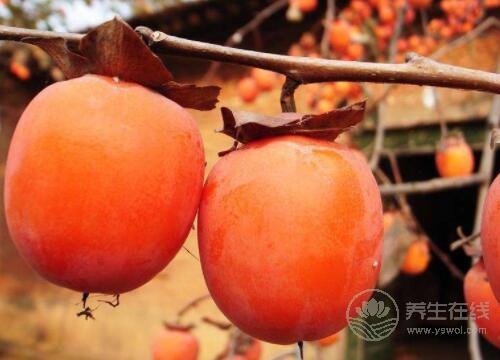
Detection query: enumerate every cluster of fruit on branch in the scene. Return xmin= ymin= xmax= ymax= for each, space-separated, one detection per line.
xmin=234 ymin=0 xmax=499 ymax=110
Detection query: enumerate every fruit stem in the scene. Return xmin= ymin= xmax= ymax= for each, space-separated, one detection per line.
xmin=297 ymin=341 xmax=304 ymax=359
xmin=281 ymin=77 xmax=300 ymax=112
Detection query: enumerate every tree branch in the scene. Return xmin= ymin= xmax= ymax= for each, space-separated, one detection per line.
xmin=0 ymin=24 xmax=499 ymax=92
xmin=320 ymin=0 xmax=335 ymax=58
xmin=203 ymin=0 xmax=289 ymax=80
xmin=369 ymin=2 xmax=407 ymax=170
xmin=380 ymin=173 xmax=487 ymax=195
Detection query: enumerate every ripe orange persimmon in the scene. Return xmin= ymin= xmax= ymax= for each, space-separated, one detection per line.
xmin=481 ymin=175 xmax=500 ymax=302
xmin=318 ymin=332 xmax=340 ymax=347
xmin=251 ymin=68 xmax=277 ymax=92
xmin=198 ymin=136 xmax=383 ymax=344
xmin=435 ymin=136 xmax=474 ymax=178
xmin=400 ymin=239 xmax=431 ymax=275
xmin=464 ymin=261 xmax=500 ymax=349
xmin=4 ymin=75 xmax=205 ymax=294
xmin=329 ymin=21 xmax=351 ymax=53
xmin=290 ymin=0 xmax=318 ymax=13
xmin=237 ymin=77 xmax=259 ymax=103
xmin=152 ymin=328 xmax=199 ymax=360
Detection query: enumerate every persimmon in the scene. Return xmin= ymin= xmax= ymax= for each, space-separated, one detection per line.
xmin=435 ymin=136 xmax=474 ymax=178
xmin=198 ymin=136 xmax=383 ymax=344
xmin=318 ymin=332 xmax=340 ymax=347
xmin=334 ymin=81 xmax=352 ymax=98
xmin=329 ymin=21 xmax=351 ymax=53
xmin=10 ymin=61 xmax=30 ymax=80
xmin=400 ymin=239 xmax=431 ymax=276
xmin=346 ymin=43 xmax=364 ymax=60
xmin=397 ymin=39 xmax=408 ymax=53
xmin=237 ymin=77 xmax=259 ymax=103
xmin=378 ymin=5 xmax=395 ymax=24
xmin=320 ymin=84 xmax=336 ymax=101
xmin=481 ymin=175 xmax=500 ymax=302
xmin=299 ymin=32 xmax=316 ymax=51
xmin=4 ymin=75 xmax=205 ymax=294
xmin=251 ymin=68 xmax=277 ymax=92
xmin=290 ymin=0 xmax=318 ymax=13
xmin=315 ymin=99 xmax=335 ymax=113
xmin=152 ymin=328 xmax=199 ymax=360
xmin=409 ymin=0 xmax=432 ymax=9
xmin=288 ymin=44 xmax=303 ymax=57
xmin=464 ymin=261 xmax=500 ymax=349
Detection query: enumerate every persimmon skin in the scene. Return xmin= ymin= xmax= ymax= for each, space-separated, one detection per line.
xmin=198 ymin=136 xmax=383 ymax=344
xmin=464 ymin=261 xmax=500 ymax=349
xmin=435 ymin=137 xmax=474 ymax=177
xmin=481 ymin=175 xmax=500 ymax=302
xmin=5 ymin=75 xmax=205 ymax=294
xmin=151 ymin=329 xmax=199 ymax=360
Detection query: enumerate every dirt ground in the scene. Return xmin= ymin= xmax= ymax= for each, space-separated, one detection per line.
xmin=0 ymin=81 xmax=346 ymax=360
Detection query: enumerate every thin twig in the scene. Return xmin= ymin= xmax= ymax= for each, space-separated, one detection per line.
xmin=380 ymin=173 xmax=487 ymax=195
xmin=203 ymin=0 xmax=288 ymax=80
xmin=369 ymin=2 xmax=407 ymax=170
xmin=320 ymin=0 xmax=335 ymax=58
xmin=177 ymin=294 xmax=211 ymax=318
xmin=450 ymin=227 xmax=480 ymax=251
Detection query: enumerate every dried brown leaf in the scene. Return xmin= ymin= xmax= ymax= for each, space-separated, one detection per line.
xmin=220 ymin=101 xmax=366 ymax=144
xmin=22 ymin=37 xmax=90 ymax=78
xmin=79 ymin=17 xmax=173 ymax=86
xmin=160 ymin=82 xmax=220 ymax=111
xmin=23 ymin=18 xmax=219 ymax=111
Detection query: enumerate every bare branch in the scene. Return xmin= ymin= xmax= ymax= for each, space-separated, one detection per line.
xmin=380 ymin=173 xmax=487 ymax=196
xmin=0 ymin=25 xmax=498 ymax=92
xmin=369 ymin=2 xmax=407 ymax=170
xmin=320 ymin=0 xmax=335 ymax=58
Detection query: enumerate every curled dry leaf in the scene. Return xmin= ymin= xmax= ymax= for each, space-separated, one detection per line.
xmin=22 ymin=18 xmax=219 ymax=111
xmin=219 ymin=101 xmax=366 ymax=146
xmin=378 ymin=212 xmax=416 ymax=288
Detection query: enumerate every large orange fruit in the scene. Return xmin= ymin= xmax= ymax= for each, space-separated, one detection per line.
xmin=464 ymin=261 xmax=500 ymax=349
xmin=151 ymin=328 xmax=199 ymax=360
xmin=481 ymin=175 xmax=500 ymax=301
xmin=198 ymin=135 xmax=383 ymax=344
xmin=4 ymin=75 xmax=205 ymax=294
